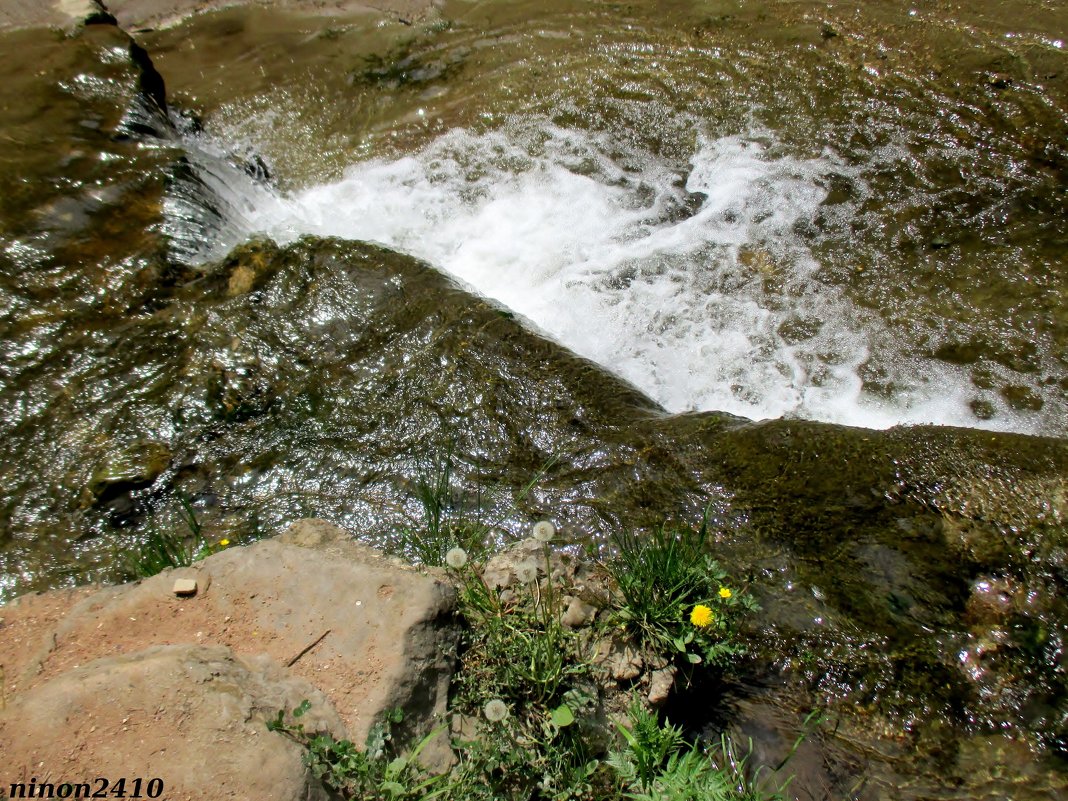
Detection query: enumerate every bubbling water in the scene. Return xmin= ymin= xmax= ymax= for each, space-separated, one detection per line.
xmin=183 ymin=121 xmax=1027 ymax=431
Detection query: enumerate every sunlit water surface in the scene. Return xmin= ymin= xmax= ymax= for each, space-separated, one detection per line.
xmin=160 ymin=0 xmax=1068 ymax=436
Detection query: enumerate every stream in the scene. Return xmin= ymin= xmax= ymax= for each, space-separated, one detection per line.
xmin=0 ymin=0 xmax=1066 ymax=797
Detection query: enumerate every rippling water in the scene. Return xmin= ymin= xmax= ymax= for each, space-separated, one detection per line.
xmin=159 ymin=0 xmax=1068 ymax=435
xmin=203 ymin=123 xmax=1019 ymax=430
xmin=1 ymin=3 xmax=1066 ymax=796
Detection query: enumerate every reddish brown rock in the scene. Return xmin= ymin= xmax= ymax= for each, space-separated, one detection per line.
xmin=0 ymin=519 xmax=460 ymax=793
xmin=0 ymin=644 xmax=342 ymax=801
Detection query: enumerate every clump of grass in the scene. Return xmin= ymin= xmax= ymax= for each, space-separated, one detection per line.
xmin=443 ymin=532 xmax=603 ymax=800
xmin=124 ymin=522 xmax=197 ymax=578
xmin=605 ymin=517 xmax=757 ymax=666
xmin=273 ymin=688 xmax=791 ymax=801
xmin=392 ymin=450 xmax=561 ymax=568
xmin=620 ymin=739 xmax=785 ymax=801
xmin=394 ymin=454 xmax=493 ymax=568
xmin=122 ymin=493 xmax=233 ymax=578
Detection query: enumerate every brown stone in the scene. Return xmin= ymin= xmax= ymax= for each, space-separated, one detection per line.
xmin=561 ymin=596 xmax=597 ymax=628
xmin=172 ymin=577 xmax=197 ymax=596
xmin=0 ymin=644 xmax=341 ymax=801
xmin=593 ymin=635 xmax=643 ymax=682
xmin=0 ymin=518 xmax=460 ymax=780
xmin=647 ymin=666 xmax=676 ymax=706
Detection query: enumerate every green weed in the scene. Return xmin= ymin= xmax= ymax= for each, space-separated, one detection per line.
xmin=606 ymin=698 xmax=685 ymax=790
xmin=621 ymin=743 xmax=779 ymax=801
xmin=123 ymin=523 xmax=197 ymax=579
xmin=444 ymin=533 xmax=604 ymax=800
xmin=608 ymin=702 xmax=788 ymax=801
xmin=122 ymin=493 xmax=232 ymax=578
xmin=268 ymin=703 xmax=446 ymax=800
xmin=605 ymin=517 xmax=757 ymax=666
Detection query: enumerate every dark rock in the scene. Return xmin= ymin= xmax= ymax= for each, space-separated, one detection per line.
xmin=87 ymin=439 xmax=172 ymax=505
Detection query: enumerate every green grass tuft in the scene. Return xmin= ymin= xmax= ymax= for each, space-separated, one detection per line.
xmin=605 ymin=517 xmax=757 ymax=666
xmin=122 ymin=493 xmax=232 ymax=579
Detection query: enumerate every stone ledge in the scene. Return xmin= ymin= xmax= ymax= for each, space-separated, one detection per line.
xmin=0 ymin=519 xmax=460 ymax=793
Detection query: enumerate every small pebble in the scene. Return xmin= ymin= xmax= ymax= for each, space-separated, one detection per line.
xmin=173 ymin=579 xmax=198 ymax=596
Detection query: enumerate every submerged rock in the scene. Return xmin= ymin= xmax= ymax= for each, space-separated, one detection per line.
xmin=87 ymin=439 xmax=172 ymax=503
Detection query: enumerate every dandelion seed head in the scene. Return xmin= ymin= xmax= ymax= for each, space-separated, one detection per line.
xmin=514 ymin=562 xmax=538 ymax=584
xmin=532 ymin=521 xmax=555 ymax=542
xmin=445 ymin=547 xmax=468 ymax=569
xmin=484 ymin=699 xmax=509 ymax=722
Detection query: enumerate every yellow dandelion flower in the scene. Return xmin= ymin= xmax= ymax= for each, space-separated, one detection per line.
xmin=690 ymin=604 xmax=714 ymax=628
xmin=218 ymin=539 xmax=230 ymax=547
xmin=718 ymin=587 xmax=732 ymax=599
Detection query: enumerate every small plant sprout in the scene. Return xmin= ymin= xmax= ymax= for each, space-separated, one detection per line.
xmin=532 ymin=520 xmax=555 ymax=542
xmin=483 ymin=699 xmax=509 ymax=722
xmin=445 ymin=546 xmax=469 ymax=569
xmin=690 ymin=604 xmax=714 ymax=628
xmin=267 ymin=703 xmax=446 ymax=799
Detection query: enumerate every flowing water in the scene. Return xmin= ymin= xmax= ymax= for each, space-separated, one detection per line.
xmin=160 ymin=0 xmax=1068 ymax=434
xmin=1 ymin=0 xmax=1067 ymax=797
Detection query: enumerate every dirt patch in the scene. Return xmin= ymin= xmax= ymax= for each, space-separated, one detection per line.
xmin=0 ymin=520 xmax=460 ymax=788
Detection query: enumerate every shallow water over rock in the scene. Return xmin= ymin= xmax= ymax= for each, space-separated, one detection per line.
xmin=0 ymin=1 xmax=1066 ymax=797
xmin=144 ymin=0 xmax=1068 ymax=433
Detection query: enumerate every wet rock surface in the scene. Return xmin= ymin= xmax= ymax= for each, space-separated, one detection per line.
xmin=2 ymin=234 xmax=1066 ymax=797
xmin=0 ymin=0 xmax=438 ymax=32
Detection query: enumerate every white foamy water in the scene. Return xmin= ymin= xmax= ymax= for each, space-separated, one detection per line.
xmin=190 ymin=123 xmax=1024 ymax=431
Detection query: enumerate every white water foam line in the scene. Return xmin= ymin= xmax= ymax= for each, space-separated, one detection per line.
xmin=204 ymin=124 xmax=1029 ymax=432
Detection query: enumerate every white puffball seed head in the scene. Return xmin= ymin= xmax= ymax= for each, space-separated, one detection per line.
xmin=484 ymin=699 xmax=509 ymax=722
xmin=532 ymin=521 xmax=555 ymax=542
xmin=515 ymin=562 xmax=538 ymax=584
xmin=445 ymin=547 xmax=468 ymax=569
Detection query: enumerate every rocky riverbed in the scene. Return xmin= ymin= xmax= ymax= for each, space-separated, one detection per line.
xmin=0 ymin=1 xmax=1066 ymax=798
